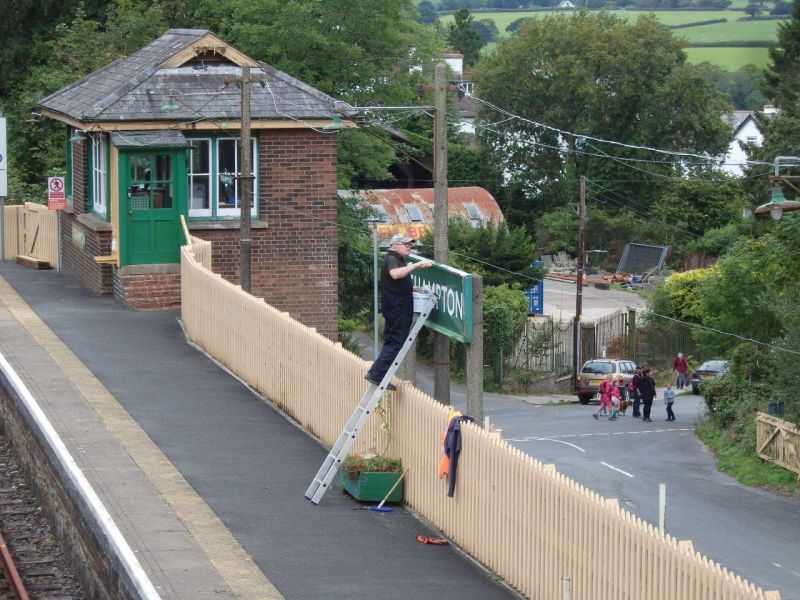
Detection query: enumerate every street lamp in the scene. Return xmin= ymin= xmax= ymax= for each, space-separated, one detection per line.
xmin=755 ymin=156 xmax=800 ymax=221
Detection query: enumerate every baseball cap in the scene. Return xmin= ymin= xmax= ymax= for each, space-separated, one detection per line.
xmin=389 ymin=233 xmax=415 ymax=246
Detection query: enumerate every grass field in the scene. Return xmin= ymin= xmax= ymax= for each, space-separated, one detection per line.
xmin=439 ymin=9 xmax=786 ymax=69
xmin=684 ymin=46 xmax=771 ymax=69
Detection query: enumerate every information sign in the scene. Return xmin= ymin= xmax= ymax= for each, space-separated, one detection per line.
xmin=408 ymin=254 xmax=473 ymax=343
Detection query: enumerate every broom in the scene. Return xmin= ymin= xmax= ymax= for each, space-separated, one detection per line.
xmin=369 ymin=468 xmax=409 ymax=512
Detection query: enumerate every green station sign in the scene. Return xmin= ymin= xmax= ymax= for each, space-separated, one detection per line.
xmin=408 ymin=254 xmax=473 ymax=343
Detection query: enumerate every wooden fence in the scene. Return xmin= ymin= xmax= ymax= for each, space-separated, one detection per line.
xmin=757 ymin=412 xmax=800 ymax=477
xmin=3 ymin=203 xmax=59 ymax=266
xmin=180 ymin=236 xmax=777 ymax=600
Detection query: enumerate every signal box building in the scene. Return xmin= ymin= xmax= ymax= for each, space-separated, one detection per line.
xmin=38 ymin=29 xmax=353 ymax=339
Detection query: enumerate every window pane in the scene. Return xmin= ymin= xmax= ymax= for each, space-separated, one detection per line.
xmin=405 ymin=204 xmax=423 ymax=223
xmin=218 ymin=139 xmax=237 ymax=209
xmin=188 ymin=140 xmax=211 ymax=213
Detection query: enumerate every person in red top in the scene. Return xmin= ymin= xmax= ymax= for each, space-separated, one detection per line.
xmin=592 ymin=375 xmax=619 ymax=420
xmin=673 ymin=352 xmax=689 ymax=389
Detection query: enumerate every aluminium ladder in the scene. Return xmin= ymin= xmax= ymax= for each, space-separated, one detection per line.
xmin=305 ymin=291 xmax=439 ymax=505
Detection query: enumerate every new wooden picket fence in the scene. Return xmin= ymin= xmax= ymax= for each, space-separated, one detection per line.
xmin=756 ymin=412 xmax=800 ymax=477
xmin=3 ymin=203 xmax=58 ymax=266
xmin=181 ymin=235 xmax=777 ymax=600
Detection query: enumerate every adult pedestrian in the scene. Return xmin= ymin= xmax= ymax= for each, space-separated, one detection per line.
xmin=639 ymin=368 xmax=657 ymax=422
xmin=629 ymin=367 xmax=643 ymax=418
xmin=673 ymin=352 xmax=688 ymax=389
xmin=365 ymin=234 xmax=432 ymax=390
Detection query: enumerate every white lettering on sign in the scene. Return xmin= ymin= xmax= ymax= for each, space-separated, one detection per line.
xmin=412 ymin=276 xmax=464 ymax=321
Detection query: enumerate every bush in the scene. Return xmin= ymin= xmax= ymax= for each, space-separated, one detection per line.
xmin=689 ymin=41 xmax=778 ymax=47
xmin=669 ymin=18 xmax=727 ymax=29
xmin=342 ymin=454 xmax=402 ymax=480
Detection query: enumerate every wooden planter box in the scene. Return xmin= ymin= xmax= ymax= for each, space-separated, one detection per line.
xmin=340 ymin=470 xmax=404 ymax=503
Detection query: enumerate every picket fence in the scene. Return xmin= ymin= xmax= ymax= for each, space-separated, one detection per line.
xmin=180 ymin=234 xmax=777 ymax=600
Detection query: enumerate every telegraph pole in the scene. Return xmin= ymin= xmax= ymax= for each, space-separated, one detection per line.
xmin=573 ymin=176 xmax=586 ymax=386
xmin=433 ymin=62 xmax=450 ymax=406
xmin=239 ymin=65 xmax=252 ymax=293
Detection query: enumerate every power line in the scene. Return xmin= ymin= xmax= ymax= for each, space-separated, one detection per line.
xmin=471 ymin=94 xmax=775 ymax=168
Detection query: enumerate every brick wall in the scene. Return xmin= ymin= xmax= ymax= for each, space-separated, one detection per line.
xmin=59 ymin=213 xmax=113 ymax=295
xmin=193 ymin=129 xmax=339 ymax=340
xmin=113 ymin=271 xmax=181 ymax=310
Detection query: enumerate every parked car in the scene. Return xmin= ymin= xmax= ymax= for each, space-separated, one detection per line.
xmin=691 ymin=360 xmax=730 ymax=395
xmin=576 ymin=358 xmax=637 ymax=404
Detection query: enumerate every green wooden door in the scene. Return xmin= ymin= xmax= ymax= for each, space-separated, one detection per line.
xmin=120 ymin=150 xmax=186 ymax=265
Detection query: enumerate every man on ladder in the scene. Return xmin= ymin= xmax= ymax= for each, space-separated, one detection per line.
xmin=306 ymin=234 xmax=434 ymax=504
xmin=364 ymin=233 xmax=432 ymax=390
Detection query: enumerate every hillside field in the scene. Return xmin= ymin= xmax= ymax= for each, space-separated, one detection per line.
xmin=439 ymin=9 xmax=787 ymax=69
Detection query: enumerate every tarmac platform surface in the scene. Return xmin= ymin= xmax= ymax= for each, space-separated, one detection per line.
xmin=0 ymin=262 xmax=515 ymax=600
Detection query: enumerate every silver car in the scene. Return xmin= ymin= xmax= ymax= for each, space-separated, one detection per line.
xmin=576 ymin=358 xmax=637 ymax=404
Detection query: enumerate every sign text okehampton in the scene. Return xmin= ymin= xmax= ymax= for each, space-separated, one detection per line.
xmin=408 ymin=254 xmax=473 ymax=343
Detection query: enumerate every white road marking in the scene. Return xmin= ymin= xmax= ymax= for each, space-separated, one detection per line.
xmin=773 ymin=563 xmax=800 ymax=579
xmin=600 ymin=462 xmax=635 ymax=478
xmin=505 ymin=428 xmax=692 ymax=442
xmin=510 ymin=437 xmax=586 ymax=453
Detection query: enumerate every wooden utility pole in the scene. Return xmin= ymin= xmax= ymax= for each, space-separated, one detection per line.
xmin=573 ymin=175 xmax=586 ymax=386
xmin=433 ymin=62 xmax=450 ymax=406
xmin=467 ymin=275 xmax=484 ymax=424
xmin=239 ymin=65 xmax=252 ymax=293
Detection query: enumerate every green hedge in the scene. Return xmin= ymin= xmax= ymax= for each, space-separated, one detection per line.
xmin=669 ymin=18 xmax=727 ymax=29
xmin=689 ymin=40 xmax=777 ymax=47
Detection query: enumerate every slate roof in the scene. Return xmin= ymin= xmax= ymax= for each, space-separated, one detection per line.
xmin=39 ymin=29 xmax=354 ymax=125
xmin=724 ymin=110 xmax=756 ymax=135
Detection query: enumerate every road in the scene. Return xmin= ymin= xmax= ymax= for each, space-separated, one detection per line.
xmin=542 ymin=277 xmax=646 ymax=322
xmin=421 ymin=379 xmax=800 ymax=600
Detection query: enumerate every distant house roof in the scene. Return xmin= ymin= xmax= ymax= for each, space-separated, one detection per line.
xmin=724 ymin=110 xmax=757 ymax=136
xmin=347 ymin=186 xmax=505 ymax=243
xmin=39 ymin=29 xmax=354 ymax=127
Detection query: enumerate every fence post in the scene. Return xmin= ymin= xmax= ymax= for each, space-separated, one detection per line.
xmin=628 ymin=308 xmax=636 ymax=362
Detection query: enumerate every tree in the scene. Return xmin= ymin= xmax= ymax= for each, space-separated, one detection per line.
xmin=705 ymin=63 xmax=766 ymax=110
xmin=194 ymin=0 xmax=443 ymax=185
xmin=472 ymin=12 xmax=731 ymax=217
xmin=744 ymin=2 xmax=763 ymax=17
xmin=472 ymin=19 xmax=499 ymax=44
xmin=447 ymin=8 xmax=485 ymax=67
xmin=763 ymin=0 xmax=800 ymax=109
xmin=416 ymin=0 xmax=437 ymax=24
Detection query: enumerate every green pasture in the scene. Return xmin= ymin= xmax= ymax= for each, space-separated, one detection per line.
xmin=684 ymin=46 xmax=771 ymax=69
xmin=439 ymin=9 xmax=786 ymax=70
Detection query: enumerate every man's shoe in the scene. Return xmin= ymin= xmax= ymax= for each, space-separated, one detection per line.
xmin=644 ymin=418 xmax=653 ymax=422
xmin=365 ymin=375 xmax=397 ymax=391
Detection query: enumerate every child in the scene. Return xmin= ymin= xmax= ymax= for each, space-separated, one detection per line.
xmin=664 ymin=383 xmax=676 ymax=422
xmin=593 ymin=375 xmax=615 ymax=420
xmin=609 ymin=392 xmax=621 ymax=420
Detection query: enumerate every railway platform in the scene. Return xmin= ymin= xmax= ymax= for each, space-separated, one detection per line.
xmin=0 ymin=262 xmax=513 ymax=600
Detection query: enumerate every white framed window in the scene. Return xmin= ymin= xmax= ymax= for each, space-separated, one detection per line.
xmin=188 ymin=139 xmax=212 ymax=217
xmin=464 ymin=203 xmax=482 ymax=227
xmin=745 ymin=136 xmax=759 ymax=145
xmin=405 ymin=204 xmax=423 ymax=223
xmin=92 ymin=133 xmax=107 ymax=217
xmin=216 ymin=137 xmax=257 ymax=217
